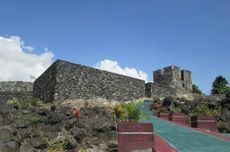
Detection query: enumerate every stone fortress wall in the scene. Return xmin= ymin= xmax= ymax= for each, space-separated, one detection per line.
xmin=33 ymin=59 xmax=145 ymax=102
xmin=0 ymin=61 xmax=194 ymax=103
xmin=146 ymin=65 xmax=193 ymax=98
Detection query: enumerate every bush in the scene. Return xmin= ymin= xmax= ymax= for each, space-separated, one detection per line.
xmin=29 ymin=98 xmax=40 ymax=106
xmin=125 ymin=102 xmax=141 ymax=121
xmin=192 ymin=84 xmax=202 ymax=94
xmin=6 ymin=97 xmax=18 ymax=106
xmin=113 ymin=103 xmax=126 ymax=120
xmin=192 ymin=104 xmax=220 ymax=117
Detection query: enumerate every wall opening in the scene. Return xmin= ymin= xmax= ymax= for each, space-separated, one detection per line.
xmin=181 ymin=71 xmax=184 ymax=81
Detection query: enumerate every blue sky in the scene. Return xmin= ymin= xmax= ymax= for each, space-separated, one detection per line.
xmin=0 ymin=0 xmax=229 ymax=94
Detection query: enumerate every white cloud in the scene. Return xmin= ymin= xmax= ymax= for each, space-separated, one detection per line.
xmin=0 ymin=36 xmax=54 ymax=81
xmin=94 ymin=59 xmax=148 ymax=82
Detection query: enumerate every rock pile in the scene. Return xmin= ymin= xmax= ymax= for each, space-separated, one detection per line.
xmin=0 ymin=102 xmax=117 ymax=152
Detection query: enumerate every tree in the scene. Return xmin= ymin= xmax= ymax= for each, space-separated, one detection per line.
xmin=192 ymin=84 xmax=202 ymax=94
xmin=211 ymin=75 xmax=230 ymax=94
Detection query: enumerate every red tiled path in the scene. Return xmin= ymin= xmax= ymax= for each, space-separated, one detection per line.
xmin=154 ymin=133 xmax=177 ymax=152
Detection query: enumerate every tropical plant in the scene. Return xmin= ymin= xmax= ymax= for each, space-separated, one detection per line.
xmin=113 ymin=100 xmax=146 ymax=122
xmin=125 ymin=102 xmax=141 ymax=122
xmin=192 ymin=84 xmax=202 ymax=94
xmin=113 ymin=103 xmax=126 ymax=120
xmin=211 ymin=75 xmax=230 ymax=94
xmin=47 ymin=139 xmax=67 ymax=152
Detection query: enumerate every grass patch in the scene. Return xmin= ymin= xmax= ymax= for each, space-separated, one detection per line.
xmin=25 ymin=115 xmax=42 ymax=124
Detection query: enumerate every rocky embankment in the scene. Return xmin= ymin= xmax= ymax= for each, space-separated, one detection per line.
xmin=0 ymin=102 xmax=117 ymax=152
xmin=155 ymin=92 xmax=230 ymax=132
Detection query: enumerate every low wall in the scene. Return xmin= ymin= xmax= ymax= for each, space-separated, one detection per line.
xmin=0 ymin=81 xmax=33 ymax=103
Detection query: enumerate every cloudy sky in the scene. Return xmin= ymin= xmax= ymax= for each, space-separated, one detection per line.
xmin=0 ymin=0 xmax=230 ymax=94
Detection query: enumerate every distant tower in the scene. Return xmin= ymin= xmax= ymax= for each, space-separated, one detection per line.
xmin=147 ymin=65 xmax=192 ymax=97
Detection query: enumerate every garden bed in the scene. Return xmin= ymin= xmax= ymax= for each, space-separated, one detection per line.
xmin=191 ymin=116 xmax=217 ymax=132
xmin=118 ymin=122 xmax=155 ymax=152
xmin=171 ymin=112 xmax=188 ymax=125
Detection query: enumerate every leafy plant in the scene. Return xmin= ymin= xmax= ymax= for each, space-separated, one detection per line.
xmin=211 ymin=75 xmax=230 ymax=94
xmin=113 ymin=100 xmax=146 ymax=122
xmin=47 ymin=139 xmax=67 ymax=152
xmin=192 ymin=104 xmax=220 ymax=117
xmin=113 ymin=103 xmax=126 ymax=120
xmin=192 ymin=84 xmax=202 ymax=94
xmin=25 ymin=115 xmax=42 ymax=124
xmin=6 ymin=97 xmax=18 ymax=106
xmin=125 ymin=102 xmax=141 ymax=122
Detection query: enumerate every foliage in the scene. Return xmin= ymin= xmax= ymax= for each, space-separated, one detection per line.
xmin=152 ymin=96 xmax=161 ymax=103
xmin=29 ymin=98 xmax=41 ymax=106
xmin=211 ymin=75 xmax=230 ymax=94
xmin=192 ymin=84 xmax=202 ymax=94
xmin=19 ymin=98 xmax=41 ymax=109
xmin=25 ymin=115 xmax=42 ymax=124
xmin=113 ymin=100 xmax=146 ymax=122
xmin=79 ymin=148 xmax=86 ymax=152
xmin=47 ymin=139 xmax=67 ymax=152
xmin=113 ymin=103 xmax=126 ymax=120
xmin=6 ymin=97 xmax=18 ymax=106
xmin=159 ymin=107 xmax=169 ymax=113
xmin=171 ymin=106 xmax=181 ymax=113
xmin=125 ymin=102 xmax=141 ymax=121
xmin=192 ymin=104 xmax=221 ymax=117
xmin=162 ymin=96 xmax=174 ymax=107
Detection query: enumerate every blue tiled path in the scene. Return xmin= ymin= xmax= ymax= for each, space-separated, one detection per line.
xmin=139 ymin=100 xmax=230 ymax=152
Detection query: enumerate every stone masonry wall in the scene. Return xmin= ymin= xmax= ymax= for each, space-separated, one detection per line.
xmin=0 ymin=81 xmax=33 ymax=103
xmin=33 ymin=60 xmax=145 ymax=102
xmin=33 ymin=62 xmax=57 ymax=102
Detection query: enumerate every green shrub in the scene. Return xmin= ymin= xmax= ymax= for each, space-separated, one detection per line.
xmin=159 ymin=107 xmax=169 ymax=113
xmin=29 ymin=98 xmax=40 ymax=106
xmin=47 ymin=139 xmax=67 ymax=152
xmin=6 ymin=97 xmax=18 ymax=106
xmin=25 ymin=115 xmax=41 ymax=124
xmin=126 ymin=102 xmax=141 ymax=122
xmin=171 ymin=106 xmax=181 ymax=113
xmin=113 ymin=100 xmax=146 ymax=122
xmin=192 ymin=104 xmax=220 ymax=117
xmin=192 ymin=84 xmax=202 ymax=94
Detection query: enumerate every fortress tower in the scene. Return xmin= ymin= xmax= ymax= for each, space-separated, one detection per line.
xmin=146 ymin=65 xmax=192 ymax=98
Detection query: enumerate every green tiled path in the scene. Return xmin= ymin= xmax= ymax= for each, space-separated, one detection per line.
xmin=139 ymin=100 xmax=230 ymax=152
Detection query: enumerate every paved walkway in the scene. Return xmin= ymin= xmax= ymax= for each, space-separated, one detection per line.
xmin=139 ymin=100 xmax=230 ymax=152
